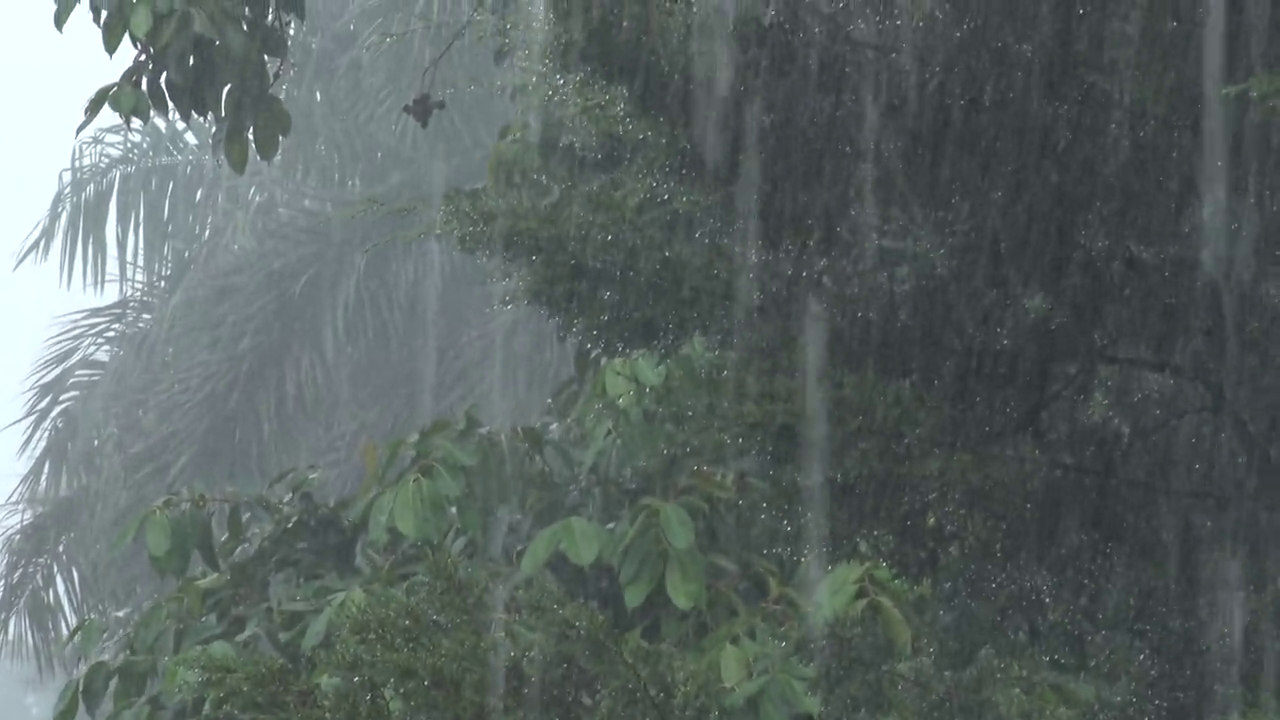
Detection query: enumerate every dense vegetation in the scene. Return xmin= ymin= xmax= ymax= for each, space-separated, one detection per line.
xmin=11 ymin=0 xmax=1280 ymax=719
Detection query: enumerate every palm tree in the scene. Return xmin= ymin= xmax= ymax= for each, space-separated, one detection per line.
xmin=0 ymin=0 xmax=569 ymax=674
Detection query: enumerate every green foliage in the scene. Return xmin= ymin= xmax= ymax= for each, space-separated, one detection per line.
xmin=440 ymin=65 xmax=735 ymax=354
xmin=54 ymin=340 xmax=926 ymax=720
xmin=59 ymin=0 xmax=300 ymax=171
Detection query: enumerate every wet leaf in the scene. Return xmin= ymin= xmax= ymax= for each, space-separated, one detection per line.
xmin=80 ymin=660 xmax=113 ymax=717
xmin=129 ymin=2 xmax=153 ymax=40
xmin=392 ymin=479 xmax=423 ymax=540
xmin=624 ymin=546 xmax=664 ymax=610
xmin=54 ymin=0 xmax=76 ymax=31
xmin=562 ymin=516 xmax=602 ymax=567
xmin=659 ymin=502 xmax=695 ymax=550
xmin=224 ymin=127 xmax=250 ymax=175
xmin=665 ymin=548 xmax=705 ymax=611
xmin=604 ymin=362 xmax=635 ymax=398
xmin=52 ymin=677 xmax=79 ymax=720
xmin=144 ymin=511 xmax=172 ymax=559
xmin=632 ymin=354 xmax=667 ymax=387
xmin=367 ymin=490 xmax=395 ymax=546
xmin=301 ymin=605 xmax=334 ymax=653
xmin=874 ymin=596 xmax=911 ymax=656
xmin=521 ymin=520 xmax=564 ymax=575
xmin=77 ymin=83 xmax=117 ymax=135
xmin=720 ymin=643 xmax=750 ymax=688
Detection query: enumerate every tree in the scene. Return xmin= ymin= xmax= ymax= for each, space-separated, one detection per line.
xmin=2 ymin=0 xmax=571 ymax=675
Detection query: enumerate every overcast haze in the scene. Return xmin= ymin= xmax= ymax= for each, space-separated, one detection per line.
xmin=1 ymin=7 xmax=126 ymax=505
xmin=0 ymin=4 xmax=125 ymax=714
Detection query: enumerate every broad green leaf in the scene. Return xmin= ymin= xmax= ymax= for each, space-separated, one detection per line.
xmin=206 ymin=639 xmax=237 ymax=660
xmin=111 ymin=506 xmax=147 ymax=555
xmin=624 ymin=559 xmax=661 ymax=610
xmin=562 ymin=516 xmax=603 ymax=567
xmin=80 ymin=660 xmax=113 ymax=717
xmin=664 ymin=548 xmax=705 ymax=611
xmin=874 ymin=596 xmax=911 ymax=656
xmin=724 ymin=674 xmax=770 ymax=709
xmin=102 ymin=10 xmax=128 ymax=55
xmin=63 ymin=617 xmax=103 ymax=658
xmin=128 ymin=2 xmax=153 ymax=39
xmin=392 ymin=479 xmax=423 ymax=540
xmin=659 ymin=502 xmax=695 ymax=550
xmin=367 ymin=490 xmax=395 ymax=546
xmin=106 ymin=84 xmax=136 ymax=118
xmin=520 ymin=521 xmax=564 ymax=575
xmin=301 ymin=605 xmax=334 ymax=653
xmin=626 ymin=544 xmax=665 ymax=609
xmin=77 ymin=82 xmax=117 ymax=135
xmin=431 ymin=464 xmax=462 ymax=497
xmin=632 ymin=354 xmax=667 ymax=387
xmin=618 ymin=529 xmax=657 ymax=587
xmin=779 ymin=673 xmax=822 ymax=716
xmin=143 ymin=511 xmax=172 ymax=559
xmin=224 ymin=127 xmax=250 ymax=175
xmin=191 ymin=509 xmax=220 ymax=571
xmin=253 ymin=124 xmax=281 ymax=163
xmin=810 ymin=561 xmax=866 ymax=627
xmin=580 ymin=421 xmax=610 ymax=475
xmin=604 ymin=362 xmax=636 ymax=398
xmin=719 ymin=643 xmax=750 ymax=688
xmin=112 ymin=657 xmax=150 ymax=709
xmin=223 ymin=502 xmax=244 ymax=552
xmin=54 ymin=0 xmax=77 ymax=32
xmin=52 ymin=677 xmax=79 ymax=720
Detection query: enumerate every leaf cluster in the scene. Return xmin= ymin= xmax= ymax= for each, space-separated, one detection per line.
xmin=49 ymin=341 xmax=917 ymax=720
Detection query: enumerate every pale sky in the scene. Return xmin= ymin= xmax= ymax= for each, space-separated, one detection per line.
xmin=0 ymin=5 xmax=128 ymax=504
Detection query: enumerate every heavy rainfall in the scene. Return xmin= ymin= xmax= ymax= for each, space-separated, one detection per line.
xmin=0 ymin=0 xmax=1276 ymax=718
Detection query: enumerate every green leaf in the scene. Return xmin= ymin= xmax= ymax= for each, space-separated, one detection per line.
xmin=301 ymin=605 xmax=334 ymax=653
xmin=719 ymin=643 xmax=750 ymax=688
xmin=604 ymin=362 xmax=636 ymax=398
xmin=111 ymin=506 xmax=147 ymax=554
xmin=618 ymin=529 xmax=656 ymax=587
xmin=54 ymin=0 xmax=77 ymax=32
xmin=223 ymin=502 xmax=245 ymax=552
xmin=521 ymin=521 xmax=564 ymax=575
xmin=562 ymin=516 xmax=603 ymax=567
xmin=206 ymin=639 xmax=237 ymax=660
xmin=724 ymin=674 xmax=770 ymax=709
xmin=252 ymin=123 xmax=281 ymax=163
xmin=658 ymin=503 xmax=695 ymax=550
xmin=224 ymin=127 xmax=250 ymax=175
xmin=53 ymin=677 xmax=79 ymax=720
xmin=112 ymin=657 xmax=150 ymax=709
xmin=632 ymin=354 xmax=667 ymax=387
xmin=874 ymin=596 xmax=911 ymax=656
xmin=106 ymin=84 xmax=135 ymax=117
xmin=664 ymin=548 xmax=705 ymax=611
xmin=431 ymin=463 xmax=462 ymax=497
xmin=77 ymin=83 xmax=117 ymax=136
xmin=810 ymin=561 xmax=866 ymax=627
xmin=367 ymin=490 xmax=395 ymax=546
xmin=80 ymin=660 xmax=113 ymax=717
xmin=128 ymin=2 xmax=153 ymax=39
xmin=101 ymin=8 xmax=128 ymax=56
xmin=191 ymin=510 xmax=220 ymax=572
xmin=143 ymin=511 xmax=172 ymax=559
xmin=392 ymin=479 xmax=423 ymax=540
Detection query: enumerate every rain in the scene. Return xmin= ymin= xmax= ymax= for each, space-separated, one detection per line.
xmin=0 ymin=0 xmax=1277 ymax=719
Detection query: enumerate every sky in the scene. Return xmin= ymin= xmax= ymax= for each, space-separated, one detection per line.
xmin=0 ymin=5 xmax=128 ymax=506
